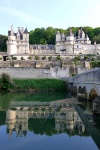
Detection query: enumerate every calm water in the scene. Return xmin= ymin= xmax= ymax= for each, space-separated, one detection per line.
xmin=0 ymin=92 xmax=99 ymax=150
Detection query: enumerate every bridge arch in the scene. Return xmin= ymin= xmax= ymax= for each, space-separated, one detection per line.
xmin=89 ymin=88 xmax=98 ymax=101
xmin=70 ymin=68 xmax=100 ymax=100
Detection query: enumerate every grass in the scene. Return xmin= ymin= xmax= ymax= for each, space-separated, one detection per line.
xmin=12 ymin=78 xmax=66 ymax=92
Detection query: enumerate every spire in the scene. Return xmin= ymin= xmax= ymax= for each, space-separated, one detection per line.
xmin=10 ymin=25 xmax=14 ymax=36
xmin=68 ymin=28 xmax=73 ymax=36
xmin=24 ymin=27 xmax=28 ymax=34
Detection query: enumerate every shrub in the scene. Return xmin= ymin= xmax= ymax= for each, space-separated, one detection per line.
xmin=91 ymin=57 xmax=95 ymax=61
xmin=20 ymin=57 xmax=24 ymax=61
xmin=6 ymin=57 xmax=10 ymax=60
xmin=1 ymin=73 xmax=13 ymax=91
xmin=74 ymin=56 xmax=80 ymax=61
xmin=56 ymin=55 xmax=61 ymax=60
xmin=48 ymin=56 xmax=52 ymax=61
xmin=28 ymin=56 xmax=32 ymax=60
xmin=12 ymin=57 xmax=17 ymax=60
xmin=84 ymin=56 xmax=88 ymax=60
xmin=34 ymin=56 xmax=40 ymax=60
xmin=42 ymin=56 xmax=46 ymax=60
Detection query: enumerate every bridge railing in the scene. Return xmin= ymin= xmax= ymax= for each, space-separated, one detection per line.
xmin=73 ymin=69 xmax=100 ymax=83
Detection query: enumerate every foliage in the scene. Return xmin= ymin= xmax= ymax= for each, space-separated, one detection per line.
xmin=91 ymin=57 xmax=95 ymax=61
xmin=84 ymin=56 xmax=88 ymax=60
xmin=6 ymin=57 xmax=10 ymax=60
xmin=28 ymin=56 xmax=32 ymax=60
xmin=90 ymin=61 xmax=100 ymax=68
xmin=12 ymin=78 xmax=66 ymax=92
xmin=20 ymin=57 xmax=24 ymax=61
xmin=0 ymin=111 xmax=6 ymax=126
xmin=42 ymin=56 xmax=46 ymax=60
xmin=1 ymin=73 xmax=13 ymax=91
xmin=12 ymin=57 xmax=17 ymax=60
xmin=28 ymin=26 xmax=100 ymax=45
xmin=28 ymin=118 xmax=56 ymax=136
xmin=56 ymin=55 xmax=61 ymax=60
xmin=0 ymin=35 xmax=7 ymax=52
xmin=74 ymin=56 xmax=81 ymax=61
xmin=48 ymin=56 xmax=52 ymax=61
xmin=0 ymin=92 xmax=68 ymax=109
xmin=72 ymin=73 xmax=77 ymax=77
xmin=34 ymin=56 xmax=40 ymax=60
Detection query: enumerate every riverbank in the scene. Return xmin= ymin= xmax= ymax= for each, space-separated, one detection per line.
xmin=0 ymin=73 xmax=67 ymax=92
xmin=12 ymin=78 xmax=66 ymax=92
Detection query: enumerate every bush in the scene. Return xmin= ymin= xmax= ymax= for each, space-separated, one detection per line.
xmin=48 ymin=56 xmax=52 ymax=61
xmin=6 ymin=57 xmax=10 ymax=60
xmin=21 ymin=57 xmax=24 ymax=61
xmin=84 ymin=56 xmax=88 ymax=60
xmin=28 ymin=56 xmax=32 ymax=60
xmin=34 ymin=56 xmax=40 ymax=60
xmin=12 ymin=57 xmax=17 ymax=60
xmin=42 ymin=56 xmax=46 ymax=60
xmin=91 ymin=57 xmax=95 ymax=61
xmin=1 ymin=73 xmax=13 ymax=91
xmin=56 ymin=55 xmax=61 ymax=60
xmin=74 ymin=56 xmax=81 ymax=61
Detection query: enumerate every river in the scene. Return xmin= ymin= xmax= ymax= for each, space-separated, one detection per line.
xmin=0 ymin=92 xmax=99 ymax=150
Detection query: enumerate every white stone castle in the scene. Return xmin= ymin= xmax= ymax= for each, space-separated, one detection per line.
xmin=6 ymin=26 xmax=100 ymax=59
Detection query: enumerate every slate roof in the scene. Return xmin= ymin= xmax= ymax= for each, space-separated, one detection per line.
xmin=24 ymin=28 xmax=28 ymax=34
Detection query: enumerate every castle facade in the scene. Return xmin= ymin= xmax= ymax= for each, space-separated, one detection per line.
xmin=6 ymin=26 xmax=100 ymax=58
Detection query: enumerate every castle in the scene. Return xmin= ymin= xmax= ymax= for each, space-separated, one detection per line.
xmin=6 ymin=101 xmax=85 ymax=139
xmin=6 ymin=26 xmax=100 ymax=60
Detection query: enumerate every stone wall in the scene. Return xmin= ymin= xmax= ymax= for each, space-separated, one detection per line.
xmin=0 ymin=68 xmax=52 ymax=78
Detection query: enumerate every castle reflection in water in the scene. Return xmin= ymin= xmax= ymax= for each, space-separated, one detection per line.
xmin=5 ymin=100 xmax=85 ymax=139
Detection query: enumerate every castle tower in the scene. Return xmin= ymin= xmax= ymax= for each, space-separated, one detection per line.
xmin=66 ymin=28 xmax=74 ymax=44
xmin=6 ymin=110 xmax=16 ymax=139
xmin=6 ymin=26 xmax=17 ymax=55
xmin=61 ymin=33 xmax=65 ymax=42
xmin=22 ymin=27 xmax=29 ymax=54
xmin=56 ymin=31 xmax=61 ymax=53
xmin=65 ymin=28 xmax=74 ymax=54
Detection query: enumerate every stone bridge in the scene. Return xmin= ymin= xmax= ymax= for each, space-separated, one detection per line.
xmin=68 ymin=68 xmax=100 ymax=100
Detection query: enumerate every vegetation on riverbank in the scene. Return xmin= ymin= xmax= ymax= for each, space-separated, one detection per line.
xmin=0 ymin=73 xmax=67 ymax=92
xmin=13 ymin=78 xmax=66 ymax=92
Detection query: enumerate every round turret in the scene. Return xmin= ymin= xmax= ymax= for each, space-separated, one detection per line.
xmin=7 ymin=26 xmax=17 ymax=55
xmin=6 ymin=110 xmax=16 ymax=120
xmin=66 ymin=28 xmax=74 ymax=44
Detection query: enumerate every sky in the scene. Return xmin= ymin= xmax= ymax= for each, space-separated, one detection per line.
xmin=0 ymin=0 xmax=100 ymax=35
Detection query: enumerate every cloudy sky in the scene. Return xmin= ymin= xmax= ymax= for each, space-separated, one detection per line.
xmin=0 ymin=0 xmax=100 ymax=35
